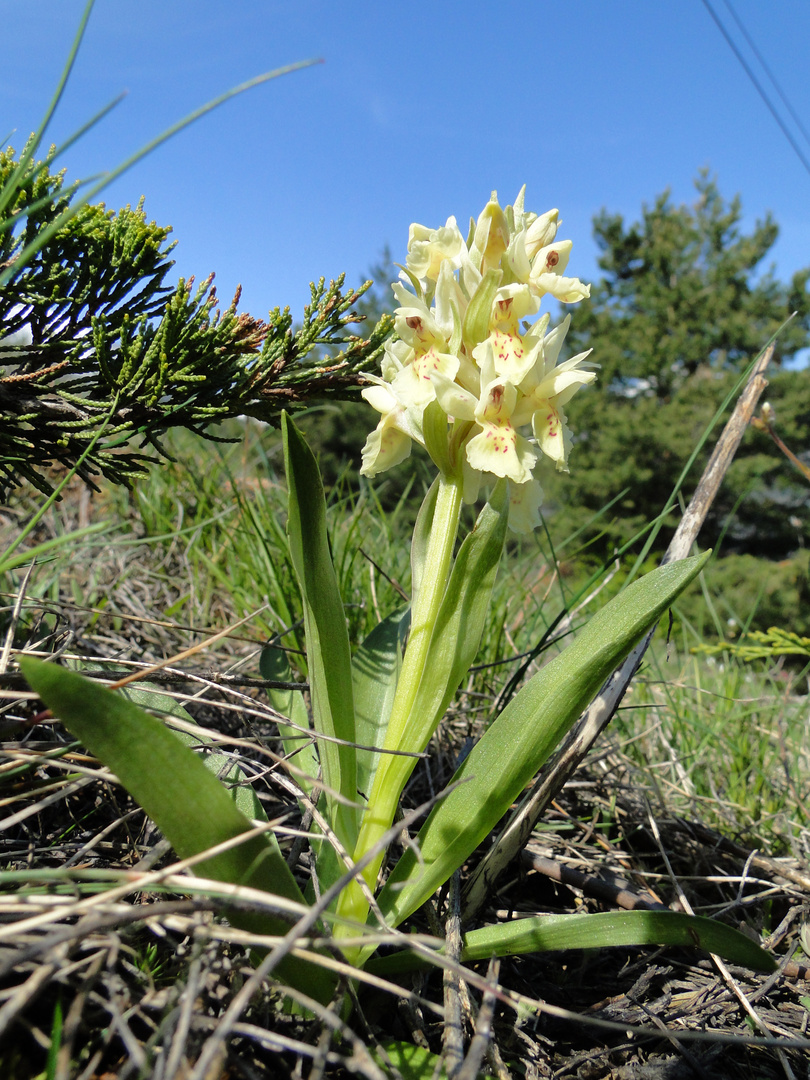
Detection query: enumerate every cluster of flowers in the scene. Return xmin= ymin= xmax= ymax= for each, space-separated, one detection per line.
xmin=360 ymin=189 xmax=596 ymax=531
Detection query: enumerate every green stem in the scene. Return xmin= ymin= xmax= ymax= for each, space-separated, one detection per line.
xmin=334 ymin=472 xmax=463 ymax=941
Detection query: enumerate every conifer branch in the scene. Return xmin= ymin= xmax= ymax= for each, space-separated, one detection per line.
xmin=0 ymin=143 xmax=393 ymax=498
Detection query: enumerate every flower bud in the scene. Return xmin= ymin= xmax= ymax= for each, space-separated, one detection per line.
xmin=472 ymin=194 xmax=510 ymax=274
xmin=525 ymin=209 xmax=559 ymax=259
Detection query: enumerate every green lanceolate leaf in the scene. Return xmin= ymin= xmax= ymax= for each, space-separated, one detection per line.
xmin=352 ymin=609 xmax=410 ymax=804
xmin=260 ymin=644 xmax=319 ymax=792
xmin=20 ymin=658 xmax=335 ymax=1003
xmin=422 ymin=400 xmax=454 ymax=476
xmin=281 ymin=412 xmax=358 ymax=851
xmin=261 ymin=640 xmax=345 ymax=895
xmin=378 ymin=551 xmax=711 ymax=927
xmin=373 ymin=1040 xmax=450 ymax=1080
xmin=367 ymin=910 xmax=776 ymax=977
xmin=121 ymin=681 xmax=270 ymax=822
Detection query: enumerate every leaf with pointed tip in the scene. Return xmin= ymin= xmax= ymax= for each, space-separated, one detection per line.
xmin=282 ymin=412 xmax=358 ymax=851
xmin=367 ymin=910 xmax=776 ymax=976
xmin=121 ymin=681 xmax=269 ymax=823
xmin=20 ymin=657 xmax=334 ymax=1003
xmin=378 ymin=552 xmax=711 ymax=927
xmin=353 ymin=609 xmax=409 ymax=803
xmin=260 ymin=644 xmax=318 ymax=792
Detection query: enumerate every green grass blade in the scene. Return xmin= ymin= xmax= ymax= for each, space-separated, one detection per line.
xmin=0 ymin=0 xmax=95 ymax=221
xmin=368 ymin=910 xmax=776 ymax=976
xmin=282 ymin=412 xmax=357 ymax=850
xmin=378 ymin=551 xmax=711 ymax=927
xmin=45 ymin=996 xmax=63 ymax=1080
xmin=19 ymin=658 xmax=334 ymax=1002
xmin=0 ymin=522 xmax=110 ymax=574
xmin=0 ymin=398 xmax=119 ymax=571
xmin=1 ymin=59 xmax=320 ymax=288
xmin=48 ymin=92 xmax=127 ymax=163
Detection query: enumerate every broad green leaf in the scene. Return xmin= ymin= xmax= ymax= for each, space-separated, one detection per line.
xmin=260 ymin=642 xmax=343 ymax=894
xmin=367 ymin=910 xmax=776 ymax=976
xmin=373 ymin=1040 xmax=451 ymax=1080
xmin=122 ymin=681 xmax=269 ymax=822
xmin=282 ymin=412 xmax=358 ymax=851
xmin=20 ymin=658 xmax=334 ymax=1003
xmin=378 ymin=551 xmax=711 ymax=927
xmin=260 ymin=644 xmax=319 ymax=792
xmin=352 ymin=609 xmax=409 ymax=803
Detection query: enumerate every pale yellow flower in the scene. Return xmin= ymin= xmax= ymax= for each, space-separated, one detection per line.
xmin=390 ymin=285 xmax=459 ymax=407
xmin=529 ymin=239 xmax=591 ymax=304
xmin=512 ymin=317 xmax=596 ymax=471
xmin=471 ymin=193 xmax=510 ymax=275
xmin=359 ymin=380 xmax=423 ymax=477
xmin=466 ymin=378 xmax=538 ymax=484
xmin=407 ymin=216 xmax=465 ymax=282
xmin=507 ymin=477 xmax=545 ymax=534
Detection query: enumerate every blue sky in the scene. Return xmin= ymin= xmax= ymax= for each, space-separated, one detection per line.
xmin=4 ymin=1 xmax=810 ymax=330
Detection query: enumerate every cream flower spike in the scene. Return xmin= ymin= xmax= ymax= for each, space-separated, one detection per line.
xmin=361 ymin=187 xmax=595 ymax=529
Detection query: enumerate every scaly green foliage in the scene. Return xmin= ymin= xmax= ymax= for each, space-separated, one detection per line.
xmin=0 ymin=142 xmax=393 ymax=499
xmin=697 ymin=625 xmax=810 ymax=662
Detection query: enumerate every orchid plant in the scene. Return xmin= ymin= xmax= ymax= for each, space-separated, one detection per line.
xmin=21 ymin=190 xmax=775 ymax=1008
xmin=335 ymin=190 xmax=597 ymax=938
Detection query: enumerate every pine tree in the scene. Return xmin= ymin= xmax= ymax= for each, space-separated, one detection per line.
xmin=552 ymin=173 xmax=810 ymax=562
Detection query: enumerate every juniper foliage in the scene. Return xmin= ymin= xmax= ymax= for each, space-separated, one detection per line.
xmin=0 ymin=143 xmax=393 ymax=499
